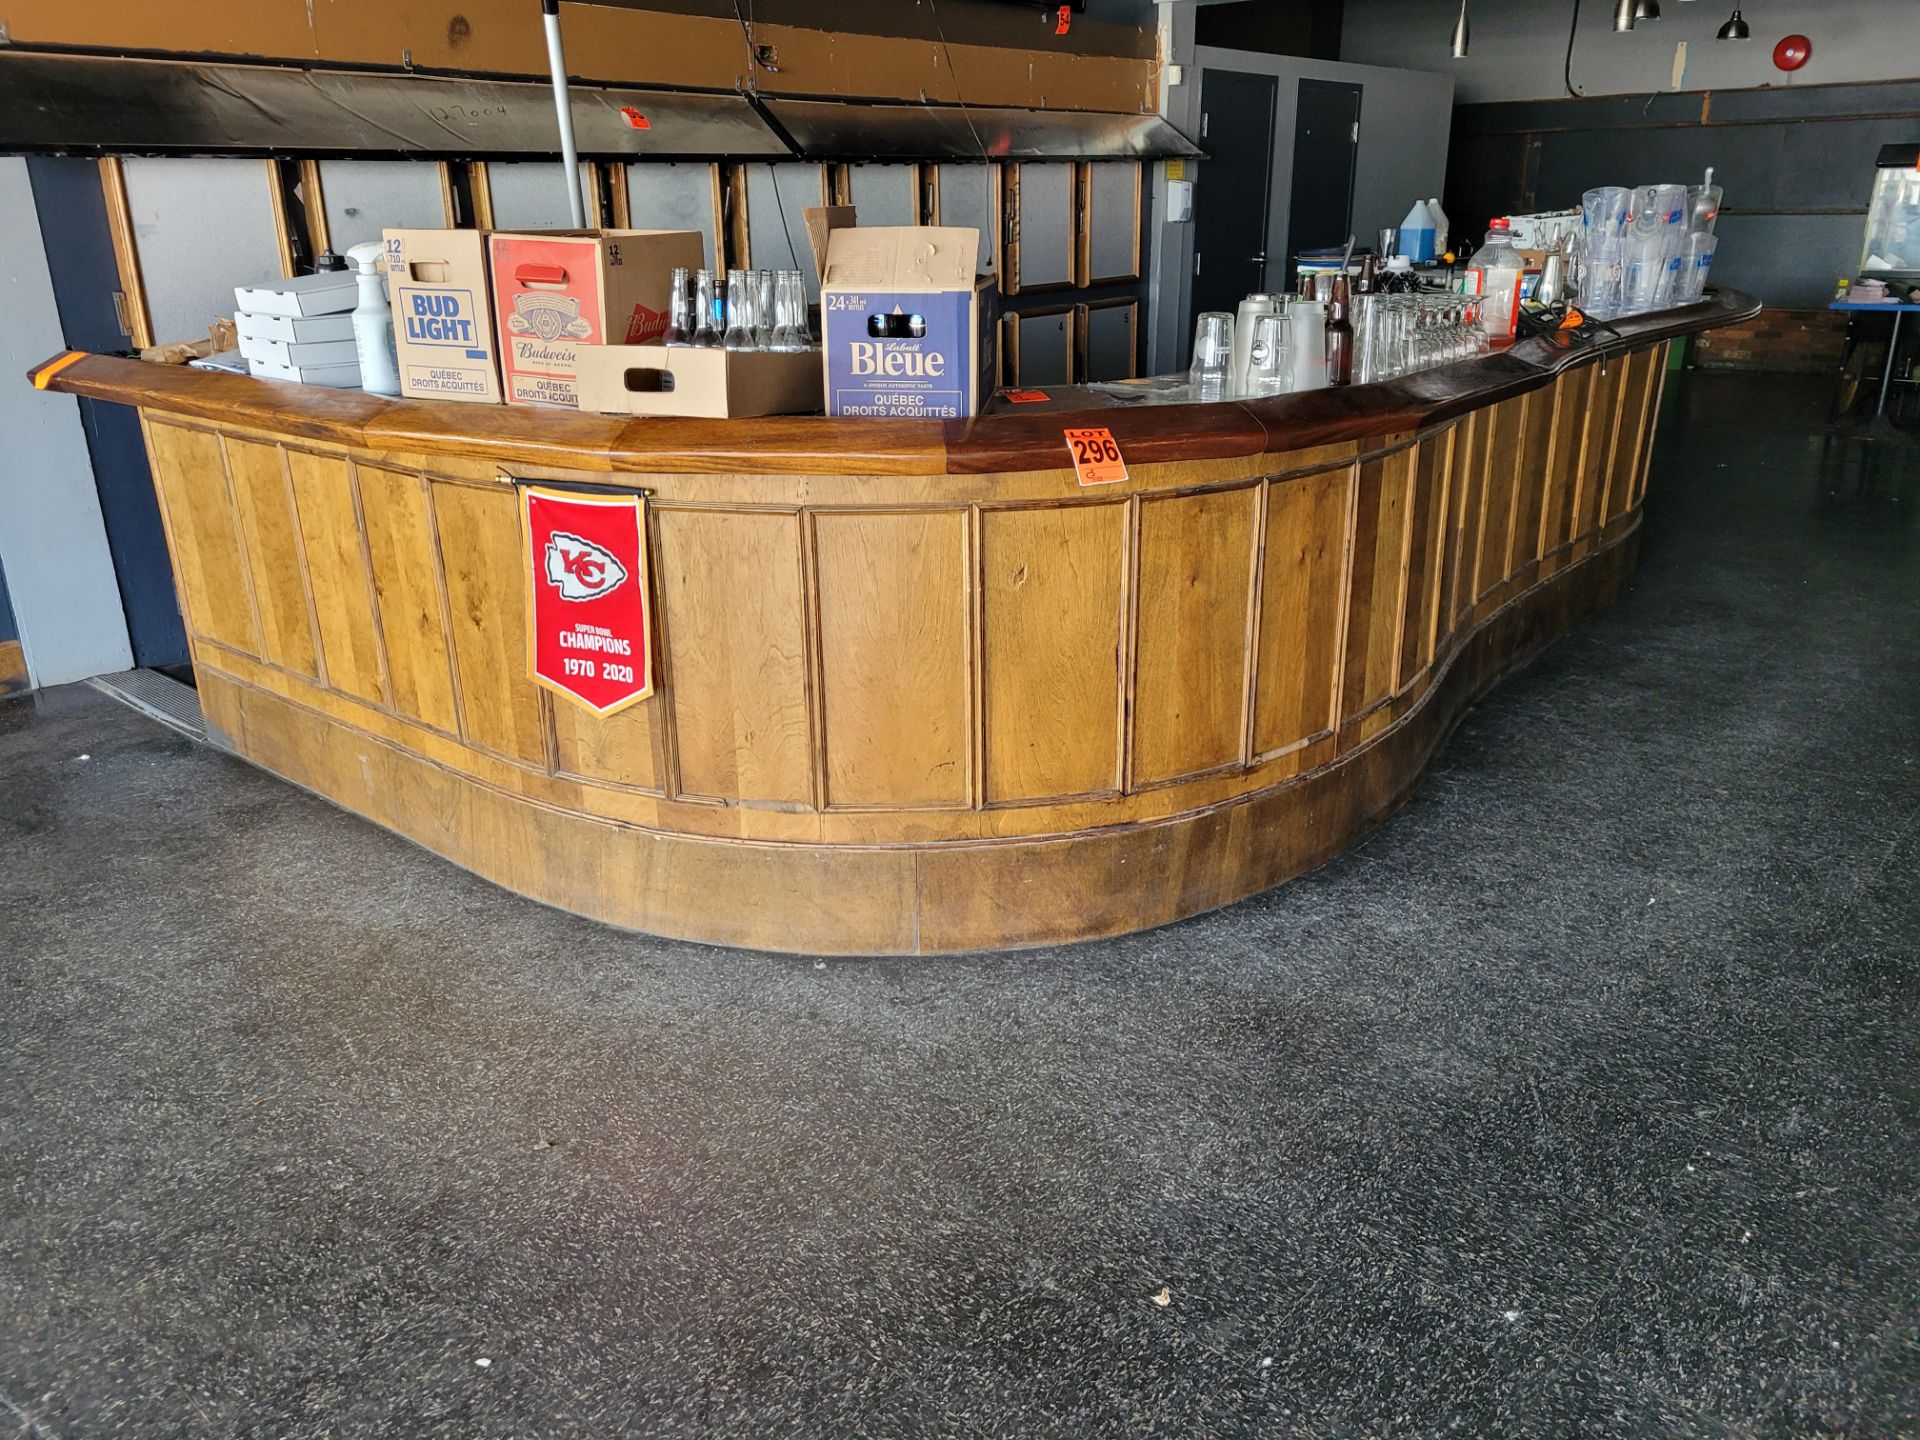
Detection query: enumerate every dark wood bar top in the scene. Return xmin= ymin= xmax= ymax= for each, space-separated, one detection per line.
xmin=31 ymin=288 xmax=1759 ymax=477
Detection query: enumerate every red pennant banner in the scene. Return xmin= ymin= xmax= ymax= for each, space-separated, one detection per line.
xmin=522 ymin=485 xmax=654 ymax=716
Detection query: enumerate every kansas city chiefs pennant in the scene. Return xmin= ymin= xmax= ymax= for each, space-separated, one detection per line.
xmin=522 ymin=485 xmax=653 ymax=715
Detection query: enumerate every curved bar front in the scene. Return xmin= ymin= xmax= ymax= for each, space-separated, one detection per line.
xmin=34 ymin=290 xmax=1759 ymax=953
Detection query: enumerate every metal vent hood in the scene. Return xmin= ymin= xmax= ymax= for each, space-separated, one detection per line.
xmin=763 ymin=98 xmax=1202 ymax=162
xmin=0 ymin=50 xmax=1200 ymax=164
xmin=0 ymin=52 xmax=785 ymax=159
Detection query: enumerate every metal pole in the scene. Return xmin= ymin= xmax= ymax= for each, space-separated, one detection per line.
xmin=540 ymin=0 xmax=588 ymax=228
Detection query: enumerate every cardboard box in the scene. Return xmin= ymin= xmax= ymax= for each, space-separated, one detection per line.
xmin=488 ymin=230 xmax=704 ymax=409
xmin=236 ymin=311 xmax=356 ymax=345
xmin=575 ymin=345 xmax=824 ymax=419
xmin=247 ymin=356 xmax=362 ymax=388
xmin=234 ymin=271 xmax=358 ymax=319
xmin=811 ymin=211 xmax=997 ymax=419
xmin=238 ymin=334 xmax=360 ymax=368
xmin=384 ymin=228 xmax=505 ymax=404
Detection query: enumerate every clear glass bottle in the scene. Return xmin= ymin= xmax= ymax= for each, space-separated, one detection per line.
xmin=662 ymin=266 xmax=693 ymax=347
xmin=723 ymin=269 xmax=754 ymax=350
xmin=782 ymin=271 xmax=813 ymax=349
xmin=752 ymin=269 xmax=777 ymax=350
xmin=691 ymin=269 xmax=722 ymax=348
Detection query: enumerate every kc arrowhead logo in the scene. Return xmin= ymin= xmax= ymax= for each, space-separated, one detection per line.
xmin=543 ymin=531 xmax=629 ymax=601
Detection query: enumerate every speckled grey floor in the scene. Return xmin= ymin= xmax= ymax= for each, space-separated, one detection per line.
xmin=2 ymin=372 xmax=1916 ymax=1438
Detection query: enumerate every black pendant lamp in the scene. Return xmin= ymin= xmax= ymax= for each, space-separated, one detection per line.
xmin=1717 ymin=7 xmax=1751 ymax=39
xmin=1634 ymin=0 xmax=1661 ymax=19
xmin=1613 ymin=0 xmax=1637 ymax=32
xmin=1451 ymin=0 xmax=1470 ymax=59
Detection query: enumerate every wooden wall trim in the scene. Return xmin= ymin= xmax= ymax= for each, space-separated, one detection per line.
xmin=96 ymin=157 xmax=153 ymax=349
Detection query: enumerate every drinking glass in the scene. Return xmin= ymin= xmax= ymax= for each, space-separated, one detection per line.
xmin=1189 ymin=311 xmax=1235 ymax=398
xmin=1243 ymin=312 xmax=1293 ymax=396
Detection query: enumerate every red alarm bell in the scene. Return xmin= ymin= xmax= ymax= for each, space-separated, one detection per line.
xmin=1773 ymin=34 xmax=1811 ymax=72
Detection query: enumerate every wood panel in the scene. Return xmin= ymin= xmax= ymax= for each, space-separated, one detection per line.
xmin=1398 ymin=434 xmax=1451 ymax=691
xmin=1340 ymin=451 xmax=1413 ymax=723
xmin=1574 ymin=358 xmax=1623 ymax=542
xmin=221 ymin=438 xmax=318 ymax=677
xmin=1131 ymin=487 xmax=1259 ymax=785
xmin=1541 ymin=367 xmax=1590 ymax=555
xmin=1254 ymin=467 xmax=1353 ymax=755
xmin=553 ymin=697 xmax=663 ymax=792
xmin=432 ymin=480 xmax=548 ymax=764
xmin=358 ymin=465 xmax=460 ymax=735
xmin=1511 ymin=389 xmax=1555 ymax=572
xmin=145 ymin=422 xmax=258 ymax=653
xmin=1440 ymin=408 xmax=1484 ymax=633
xmin=813 ymin=509 xmax=971 ymax=810
xmin=284 ymin=449 xmax=385 ymax=707
xmin=1607 ymin=350 xmax=1659 ymax=524
xmin=981 ymin=502 xmax=1128 ymax=803
xmin=1474 ymin=398 xmax=1526 ymax=600
xmin=654 ymin=507 xmax=812 ymax=806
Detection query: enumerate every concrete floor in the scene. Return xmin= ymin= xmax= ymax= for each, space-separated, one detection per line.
xmin=2 ymin=372 xmax=1916 ymax=1437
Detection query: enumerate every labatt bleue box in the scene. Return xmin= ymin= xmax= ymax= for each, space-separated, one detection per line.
xmin=489 ymin=229 xmax=703 ymax=409
xmin=816 ymin=224 xmax=996 ymax=419
xmin=384 ymin=228 xmax=503 ymax=404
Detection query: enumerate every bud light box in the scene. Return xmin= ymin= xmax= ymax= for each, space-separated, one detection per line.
xmin=489 ymin=230 xmax=704 ymax=410
xmin=383 ymin=229 xmax=505 ymax=404
xmin=816 ymin=224 xmax=996 ymax=419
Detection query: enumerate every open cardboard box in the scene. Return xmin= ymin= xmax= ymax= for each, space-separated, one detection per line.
xmin=804 ymin=205 xmax=997 ymax=419
xmin=574 ymin=345 xmax=823 ymax=419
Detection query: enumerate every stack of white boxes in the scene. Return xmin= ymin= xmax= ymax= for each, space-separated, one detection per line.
xmin=234 ymin=272 xmax=361 ymax=388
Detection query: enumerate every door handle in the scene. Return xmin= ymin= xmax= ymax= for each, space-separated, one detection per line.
xmin=1250 ymin=253 xmax=1267 ymax=263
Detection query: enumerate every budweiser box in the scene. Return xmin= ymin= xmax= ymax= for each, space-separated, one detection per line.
xmin=384 ymin=228 xmax=504 ymax=404
xmin=810 ymin=213 xmax=997 ymax=419
xmin=575 ymin=345 xmax=823 ymax=420
xmin=489 ymin=230 xmax=703 ymax=409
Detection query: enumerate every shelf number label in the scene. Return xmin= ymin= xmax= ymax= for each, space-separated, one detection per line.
xmin=1064 ymin=427 xmax=1128 ymax=486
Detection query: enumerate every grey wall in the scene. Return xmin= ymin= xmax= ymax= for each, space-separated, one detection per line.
xmin=1342 ymin=0 xmax=1920 ymax=105
xmin=0 ymin=158 xmax=132 ymax=687
xmin=1448 ymin=80 xmax=1920 ymax=307
xmin=1145 ymin=13 xmax=1453 ymax=372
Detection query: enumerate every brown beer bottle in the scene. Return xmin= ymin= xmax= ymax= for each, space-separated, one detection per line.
xmin=1326 ymin=275 xmax=1355 ymax=387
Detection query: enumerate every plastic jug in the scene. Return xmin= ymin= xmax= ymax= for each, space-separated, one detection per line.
xmin=346 ymin=241 xmax=400 ymax=395
xmin=1400 ymin=200 xmax=1437 ymax=264
xmin=1467 ymin=219 xmax=1524 ymax=338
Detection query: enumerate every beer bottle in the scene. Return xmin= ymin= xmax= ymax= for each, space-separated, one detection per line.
xmin=1326 ymin=275 xmax=1355 ymax=387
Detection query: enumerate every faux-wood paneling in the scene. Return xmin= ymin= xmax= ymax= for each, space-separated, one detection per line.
xmin=358 ymin=465 xmax=459 ymax=735
xmin=285 ymin=449 xmax=385 ymax=706
xmin=1255 ymin=467 xmax=1352 ymax=755
xmin=654 ymin=507 xmax=812 ymax=806
xmin=1542 ymin=367 xmax=1589 ymax=554
xmin=814 ymin=509 xmax=971 ymax=810
xmin=1574 ymin=358 xmax=1623 ymax=542
xmin=221 ymin=437 xmax=317 ymax=677
xmin=432 ymin=481 xmax=548 ymax=763
xmin=981 ymin=502 xmax=1127 ymax=803
xmin=1340 ymin=451 xmax=1413 ymax=722
xmin=1132 ymin=486 xmax=1259 ymax=785
xmin=145 ymin=422 xmax=257 ymax=653
xmin=552 ymin=699 xmax=662 ymax=792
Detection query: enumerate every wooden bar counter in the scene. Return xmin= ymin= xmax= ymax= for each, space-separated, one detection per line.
xmin=31 ymin=289 xmax=1758 ymax=954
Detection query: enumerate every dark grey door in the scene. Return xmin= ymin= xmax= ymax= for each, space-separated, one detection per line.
xmin=1192 ymin=69 xmax=1278 ymax=325
xmin=1285 ymin=79 xmax=1363 ymax=287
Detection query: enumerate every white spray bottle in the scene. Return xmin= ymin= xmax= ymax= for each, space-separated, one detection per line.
xmin=346 ymin=241 xmax=400 ymax=396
